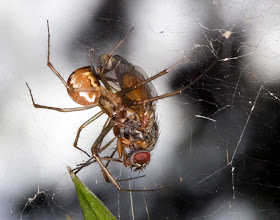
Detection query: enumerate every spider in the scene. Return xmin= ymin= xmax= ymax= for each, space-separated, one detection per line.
xmin=26 ymin=21 xmax=216 ymax=191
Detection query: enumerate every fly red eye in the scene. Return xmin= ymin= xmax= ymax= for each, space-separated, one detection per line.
xmin=133 ymin=152 xmax=151 ymax=164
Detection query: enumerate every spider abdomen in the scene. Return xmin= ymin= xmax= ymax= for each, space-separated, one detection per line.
xmin=67 ymin=66 xmax=101 ymax=106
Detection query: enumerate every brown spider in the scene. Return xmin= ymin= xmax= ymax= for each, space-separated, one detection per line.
xmin=26 ymin=21 xmax=216 ymax=191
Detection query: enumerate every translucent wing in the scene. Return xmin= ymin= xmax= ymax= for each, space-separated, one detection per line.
xmin=97 ymin=55 xmax=158 ymax=110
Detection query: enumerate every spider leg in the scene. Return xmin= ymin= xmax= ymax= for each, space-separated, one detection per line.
xmin=73 ymin=117 xmax=115 ymax=173
xmin=98 ymin=28 xmax=134 ymax=91
xmin=93 ymin=152 xmax=168 ymax=192
xmin=46 ymin=20 xmax=69 ymax=89
xmin=72 ymin=155 xmax=121 ymax=174
xmin=99 ymin=136 xmax=117 ymax=154
xmin=135 ymin=61 xmax=217 ymax=104
xmin=77 ymin=128 xmax=168 ymax=191
xmin=100 ymin=146 xmax=118 ymax=183
xmin=46 ymin=21 xmax=102 ymax=94
xmin=73 ymin=118 xmax=114 ymax=173
xmin=89 ymin=120 xmax=121 ymax=183
xmin=73 ymin=157 xmax=96 ymax=174
xmin=73 ymin=111 xmax=104 ymax=157
xmin=73 ymin=145 xmax=118 ymax=175
xmin=26 ymin=83 xmax=97 ymax=112
xmin=117 ymin=52 xmax=196 ymax=97
xmin=88 ymin=49 xmax=95 ymax=72
xmin=102 ymin=148 xmax=146 ymax=183
xmin=73 ymin=155 xmax=145 ymax=182
xmin=94 ymin=117 xmax=112 ymax=151
xmin=91 ymin=119 xmax=115 ymax=155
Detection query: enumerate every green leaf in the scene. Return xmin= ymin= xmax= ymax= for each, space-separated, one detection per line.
xmin=68 ymin=166 xmax=116 ymax=220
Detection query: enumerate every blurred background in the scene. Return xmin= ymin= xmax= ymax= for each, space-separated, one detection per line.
xmin=1 ymin=0 xmax=280 ymax=219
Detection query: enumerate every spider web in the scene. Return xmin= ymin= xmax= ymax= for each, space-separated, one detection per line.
xmin=1 ymin=0 xmax=280 ymax=219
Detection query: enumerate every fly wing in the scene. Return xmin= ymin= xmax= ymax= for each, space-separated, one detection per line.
xmin=97 ymin=55 xmax=158 ymax=109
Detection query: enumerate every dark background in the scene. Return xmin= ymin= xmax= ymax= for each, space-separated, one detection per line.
xmin=1 ymin=0 xmax=280 ymax=219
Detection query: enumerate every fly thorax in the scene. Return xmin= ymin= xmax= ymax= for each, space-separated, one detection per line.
xmin=99 ymin=92 xmax=123 ymax=117
xmin=117 ymin=114 xmax=158 ymax=151
xmin=118 ymin=117 xmax=143 ymax=141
